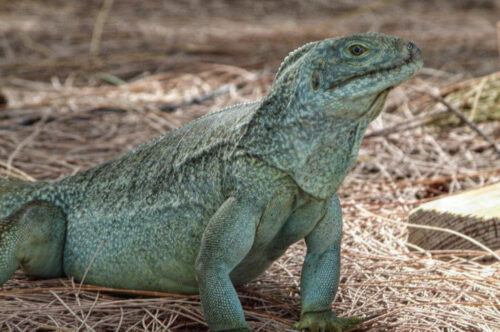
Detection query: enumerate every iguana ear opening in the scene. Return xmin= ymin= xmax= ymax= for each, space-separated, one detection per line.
xmin=311 ymin=69 xmax=321 ymax=91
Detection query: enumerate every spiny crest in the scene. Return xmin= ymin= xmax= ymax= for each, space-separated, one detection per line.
xmin=274 ymin=40 xmax=319 ymax=81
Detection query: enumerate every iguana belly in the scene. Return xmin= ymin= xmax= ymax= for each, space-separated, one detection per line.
xmin=230 ymin=190 xmax=327 ymax=286
xmin=61 ymin=177 xmax=324 ymax=294
xmin=62 ymin=201 xmax=212 ymax=294
xmin=60 ymin=172 xmax=227 ymax=294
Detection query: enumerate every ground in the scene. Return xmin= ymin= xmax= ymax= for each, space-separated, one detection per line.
xmin=0 ymin=1 xmax=499 ymax=331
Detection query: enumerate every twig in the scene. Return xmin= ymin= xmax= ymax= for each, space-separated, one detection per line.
xmin=90 ymin=0 xmax=115 ymax=58
xmin=0 ymin=285 xmax=197 ymax=299
xmin=77 ymin=240 xmax=104 ymax=295
xmin=365 ymin=108 xmax=449 ymax=138
xmin=241 ymin=307 xmax=294 ymax=326
xmin=49 ymin=291 xmax=96 ymax=332
xmin=428 ymin=93 xmax=500 ymax=155
xmin=115 ymin=307 xmax=124 ymax=332
xmin=392 ymin=167 xmax=500 ymax=187
xmin=77 ymin=291 xmax=100 ymax=332
xmin=0 ymin=161 xmax=36 ymax=181
xmin=6 ymin=110 xmax=50 ymax=177
xmin=34 ymin=323 xmax=76 ymax=332
xmin=159 ymin=84 xmax=233 ymax=112
xmin=469 ymin=77 xmax=488 ymax=122
xmin=388 ymin=71 xmax=500 ymax=115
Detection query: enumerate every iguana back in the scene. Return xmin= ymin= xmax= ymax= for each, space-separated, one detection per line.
xmin=49 ymin=102 xmax=261 ymax=292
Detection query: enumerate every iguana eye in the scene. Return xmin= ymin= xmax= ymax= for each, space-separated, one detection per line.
xmin=349 ymin=44 xmax=367 ymax=56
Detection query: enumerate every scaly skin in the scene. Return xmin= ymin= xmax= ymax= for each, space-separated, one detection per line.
xmin=0 ymin=32 xmax=422 ymax=331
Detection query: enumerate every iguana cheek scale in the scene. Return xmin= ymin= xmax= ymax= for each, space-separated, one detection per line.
xmin=0 ymin=32 xmax=422 ymax=331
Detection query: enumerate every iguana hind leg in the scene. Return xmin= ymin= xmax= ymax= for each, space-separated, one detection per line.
xmin=0 ymin=201 xmax=66 ymax=286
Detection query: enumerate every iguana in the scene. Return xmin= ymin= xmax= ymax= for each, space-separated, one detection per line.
xmin=0 ymin=32 xmax=422 ymax=331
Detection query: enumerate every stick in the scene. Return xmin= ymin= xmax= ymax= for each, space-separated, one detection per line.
xmin=428 ymin=93 xmax=500 ymax=155
xmin=159 ymin=84 xmax=233 ymax=112
xmin=0 ymin=285 xmax=197 ymax=299
xmin=365 ymin=108 xmax=449 ymax=138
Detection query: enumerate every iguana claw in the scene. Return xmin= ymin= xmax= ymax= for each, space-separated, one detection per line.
xmin=294 ymin=310 xmax=366 ymax=332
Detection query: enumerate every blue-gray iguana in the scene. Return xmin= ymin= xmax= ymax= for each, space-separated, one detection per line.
xmin=0 ymin=32 xmax=422 ymax=331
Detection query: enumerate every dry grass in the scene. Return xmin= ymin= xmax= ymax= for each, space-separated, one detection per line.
xmin=0 ymin=63 xmax=499 ymax=331
xmin=1 ymin=1 xmax=500 ymax=331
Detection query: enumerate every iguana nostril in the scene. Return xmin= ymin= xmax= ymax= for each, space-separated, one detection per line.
xmin=406 ymin=41 xmax=421 ymax=58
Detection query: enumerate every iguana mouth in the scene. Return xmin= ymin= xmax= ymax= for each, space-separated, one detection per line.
xmin=362 ymin=88 xmax=390 ymax=117
xmin=328 ymin=53 xmax=417 ymax=91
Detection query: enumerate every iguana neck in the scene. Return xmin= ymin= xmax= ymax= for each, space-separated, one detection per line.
xmin=242 ymin=81 xmax=385 ymax=199
xmin=242 ymin=118 xmax=365 ymax=199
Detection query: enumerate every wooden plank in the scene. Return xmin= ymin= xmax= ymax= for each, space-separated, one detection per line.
xmin=408 ymin=182 xmax=500 ymax=250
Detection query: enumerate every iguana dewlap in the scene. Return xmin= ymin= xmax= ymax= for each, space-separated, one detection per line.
xmin=0 ymin=32 xmax=422 ymax=331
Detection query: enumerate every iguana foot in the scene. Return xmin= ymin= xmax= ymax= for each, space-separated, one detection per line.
xmin=294 ymin=310 xmax=366 ymax=332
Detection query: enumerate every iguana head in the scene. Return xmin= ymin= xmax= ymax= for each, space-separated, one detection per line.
xmin=246 ymin=33 xmax=423 ymax=199
xmin=270 ymin=32 xmax=422 ymax=121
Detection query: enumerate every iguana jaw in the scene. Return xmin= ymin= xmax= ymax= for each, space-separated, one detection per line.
xmin=317 ymin=52 xmax=421 ymax=122
xmin=327 ymin=52 xmax=421 ymax=92
xmin=362 ymin=88 xmax=391 ymax=120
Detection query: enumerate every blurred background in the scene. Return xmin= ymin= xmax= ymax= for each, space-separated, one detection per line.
xmin=0 ymin=0 xmax=498 ymax=179
xmin=0 ymin=1 xmax=499 ymax=331
xmin=1 ymin=0 xmax=498 ymax=81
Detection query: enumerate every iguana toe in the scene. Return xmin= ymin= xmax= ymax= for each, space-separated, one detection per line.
xmin=294 ymin=310 xmax=366 ymax=332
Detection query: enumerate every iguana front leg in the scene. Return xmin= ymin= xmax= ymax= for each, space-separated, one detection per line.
xmin=296 ymin=195 xmax=364 ymax=332
xmin=195 ymin=196 xmax=260 ymax=332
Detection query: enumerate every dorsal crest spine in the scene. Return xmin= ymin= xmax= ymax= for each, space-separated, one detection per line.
xmin=274 ymin=41 xmax=319 ymax=80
